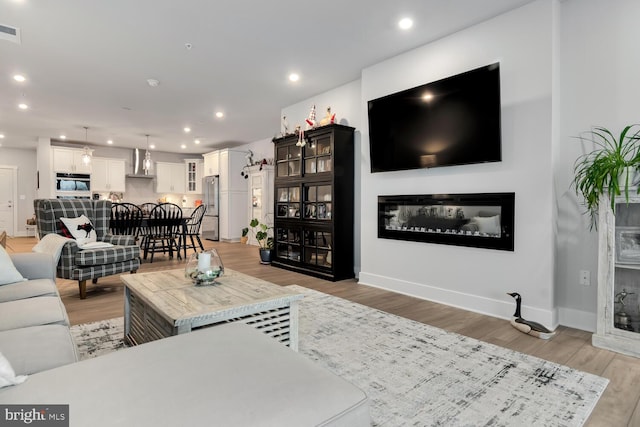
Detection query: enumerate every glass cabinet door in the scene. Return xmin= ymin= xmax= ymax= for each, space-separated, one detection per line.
xmin=304 ymin=135 xmax=332 ymax=175
xmin=276 ymin=186 xmax=300 ymax=219
xmin=275 ymin=226 xmax=301 ymax=262
xmin=276 ymin=144 xmax=301 ymax=177
xmin=612 ymin=202 xmax=640 ymax=333
xmin=303 ymin=230 xmax=332 ymax=268
xmin=303 ymin=184 xmax=332 ymax=220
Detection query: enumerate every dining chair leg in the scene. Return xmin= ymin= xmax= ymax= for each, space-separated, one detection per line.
xmin=195 ymin=235 xmax=204 ymax=251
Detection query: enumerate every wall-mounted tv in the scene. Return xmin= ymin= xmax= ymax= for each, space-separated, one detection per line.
xmin=367 ymin=63 xmax=501 ymax=173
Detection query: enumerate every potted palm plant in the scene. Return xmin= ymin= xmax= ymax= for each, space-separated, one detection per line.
xmin=573 ymin=125 xmax=640 ymax=228
xmin=249 ymin=218 xmax=274 ymax=264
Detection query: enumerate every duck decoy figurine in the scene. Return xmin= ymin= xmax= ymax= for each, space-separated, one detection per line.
xmin=507 ymin=292 xmax=556 ymax=340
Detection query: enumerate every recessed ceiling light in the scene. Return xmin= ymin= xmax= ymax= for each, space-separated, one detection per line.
xmin=398 ymin=18 xmax=413 ymax=30
xmin=18 ymin=103 xmax=28 ymax=110
xmin=422 ymin=93 xmax=433 ymax=101
xmin=107 ymin=139 xmax=114 ymax=145
xmin=289 ymin=73 xmax=300 ymax=82
xmin=215 ymin=111 xmax=224 ymax=118
xmin=180 ymin=144 xmax=186 ymax=149
xmin=194 ymin=139 xmax=201 ymax=144
xmin=184 ymin=127 xmax=191 ymax=133
xmin=13 ymin=74 xmax=26 ymax=82
xmin=59 ymin=135 xmax=66 ymax=140
xmin=0 ymin=134 xmax=4 ymax=139
xmin=149 ymin=144 xmax=155 ymax=149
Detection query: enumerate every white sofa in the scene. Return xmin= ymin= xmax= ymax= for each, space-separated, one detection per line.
xmin=0 ymin=323 xmax=370 ymax=426
xmin=0 ymin=252 xmax=78 ymax=375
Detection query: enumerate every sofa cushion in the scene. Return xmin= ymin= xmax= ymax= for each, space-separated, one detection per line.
xmin=0 ymin=245 xmax=25 ymax=286
xmin=0 ymin=297 xmax=69 ymax=331
xmin=0 ymin=325 xmax=77 ymax=376
xmin=0 ymin=352 xmax=27 ymax=389
xmin=0 ymin=323 xmax=370 ymax=427
xmin=0 ymin=279 xmax=58 ymax=303
xmin=74 ymin=245 xmax=140 ymax=266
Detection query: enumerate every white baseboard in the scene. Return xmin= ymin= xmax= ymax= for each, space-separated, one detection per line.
xmin=358 ymin=271 xmax=557 ymax=328
xmin=557 ymin=307 xmax=596 ymax=332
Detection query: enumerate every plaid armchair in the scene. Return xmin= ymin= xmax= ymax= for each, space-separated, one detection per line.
xmin=34 ymin=199 xmax=141 ymax=299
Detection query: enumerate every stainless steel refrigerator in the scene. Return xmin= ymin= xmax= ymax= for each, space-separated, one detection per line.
xmin=202 ymin=175 xmax=219 ymax=241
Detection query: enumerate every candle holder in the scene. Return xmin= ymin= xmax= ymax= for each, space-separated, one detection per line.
xmin=185 ymin=249 xmax=224 ymax=286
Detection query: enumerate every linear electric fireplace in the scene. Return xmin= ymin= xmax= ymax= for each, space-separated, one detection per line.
xmin=378 ymin=193 xmax=515 ymax=251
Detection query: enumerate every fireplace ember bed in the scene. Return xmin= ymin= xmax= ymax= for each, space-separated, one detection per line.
xmin=378 ymin=193 xmax=515 ymax=251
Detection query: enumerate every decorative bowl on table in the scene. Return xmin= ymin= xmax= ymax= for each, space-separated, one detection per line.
xmin=185 ymin=249 xmax=224 ymax=286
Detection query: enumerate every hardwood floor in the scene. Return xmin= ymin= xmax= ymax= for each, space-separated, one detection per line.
xmin=5 ymin=236 xmax=635 ymax=426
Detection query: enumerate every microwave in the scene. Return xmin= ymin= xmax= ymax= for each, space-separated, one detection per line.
xmin=56 ymin=173 xmax=91 ymax=198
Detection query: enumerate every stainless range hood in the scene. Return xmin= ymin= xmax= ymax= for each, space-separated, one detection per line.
xmin=126 ymin=148 xmax=155 ymax=179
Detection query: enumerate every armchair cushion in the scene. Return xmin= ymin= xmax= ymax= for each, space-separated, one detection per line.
xmin=75 ymin=245 xmax=140 ymax=267
xmin=60 ymin=215 xmax=98 ymax=247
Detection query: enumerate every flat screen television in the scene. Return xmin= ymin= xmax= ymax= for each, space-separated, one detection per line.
xmin=367 ymin=63 xmax=501 ymax=173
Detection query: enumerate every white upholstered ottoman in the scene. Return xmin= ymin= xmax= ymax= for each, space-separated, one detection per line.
xmin=0 ymin=322 xmax=370 ymax=426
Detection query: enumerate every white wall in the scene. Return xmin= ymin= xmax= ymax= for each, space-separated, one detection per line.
xmin=358 ymin=1 xmax=556 ymax=325
xmin=555 ymin=0 xmax=640 ymax=330
xmin=1 ymin=146 xmax=38 ymax=236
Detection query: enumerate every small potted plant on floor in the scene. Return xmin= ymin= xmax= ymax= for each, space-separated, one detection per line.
xmin=249 ymin=218 xmax=274 ymax=264
xmin=240 ymin=227 xmax=249 ymax=244
xmin=573 ymin=125 xmax=640 ymax=228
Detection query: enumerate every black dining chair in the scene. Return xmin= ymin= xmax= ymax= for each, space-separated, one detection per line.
xmin=180 ymin=204 xmax=207 ymax=258
xmin=143 ymin=203 xmax=183 ymax=262
xmin=110 ymin=203 xmax=144 ymax=239
xmin=138 ymin=202 xmax=157 ymax=217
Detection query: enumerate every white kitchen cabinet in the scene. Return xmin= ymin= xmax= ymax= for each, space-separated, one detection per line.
xmin=92 ymin=157 xmax=126 ymax=192
xmin=217 ymin=149 xmax=248 ymax=241
xmin=593 ymin=193 xmax=640 ymax=357
xmin=203 ymin=151 xmax=219 ymax=177
xmin=184 ymin=159 xmax=203 ymax=194
xmin=155 ymin=162 xmax=186 ymax=194
xmin=52 ymin=147 xmax=93 ymax=174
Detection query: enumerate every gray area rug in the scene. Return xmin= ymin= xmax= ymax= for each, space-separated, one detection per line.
xmin=70 ymin=285 xmax=608 ymax=427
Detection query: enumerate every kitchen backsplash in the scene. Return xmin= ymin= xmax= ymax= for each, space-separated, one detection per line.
xmin=93 ymin=177 xmax=203 ymax=207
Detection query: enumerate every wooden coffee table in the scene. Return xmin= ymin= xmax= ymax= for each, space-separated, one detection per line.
xmin=121 ymin=268 xmax=304 ymax=350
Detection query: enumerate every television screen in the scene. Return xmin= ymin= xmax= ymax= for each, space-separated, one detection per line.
xmin=367 ymin=63 xmax=501 ymax=173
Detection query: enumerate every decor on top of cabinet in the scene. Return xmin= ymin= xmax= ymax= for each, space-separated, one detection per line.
xmin=249 ymin=218 xmax=274 ymax=264
xmin=281 ymin=115 xmax=289 ymax=136
xmin=296 ymin=127 xmax=306 ymax=147
xmin=319 ymin=106 xmax=336 ymax=126
xmin=573 ymin=125 xmax=640 ymax=228
xmin=305 ymin=105 xmax=317 ymax=129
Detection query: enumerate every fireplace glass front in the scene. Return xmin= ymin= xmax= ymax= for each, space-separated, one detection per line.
xmin=378 ymin=193 xmax=515 ymax=251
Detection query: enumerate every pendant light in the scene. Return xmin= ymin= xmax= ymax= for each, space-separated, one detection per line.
xmin=143 ymin=134 xmax=152 ymax=174
xmin=80 ymin=126 xmax=92 ymax=165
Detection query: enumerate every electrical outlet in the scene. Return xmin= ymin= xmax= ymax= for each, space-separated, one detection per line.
xmin=580 ymin=270 xmax=590 ymax=286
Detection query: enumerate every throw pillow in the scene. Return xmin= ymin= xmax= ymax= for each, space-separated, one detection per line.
xmin=0 ymin=352 xmax=27 ymax=389
xmin=472 ymin=215 xmax=501 ymax=235
xmin=0 ymin=244 xmax=26 ymax=286
xmin=60 ymin=215 xmax=97 ymax=247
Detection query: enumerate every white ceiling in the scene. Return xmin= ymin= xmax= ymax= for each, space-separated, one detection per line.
xmin=0 ymin=0 xmax=534 ymax=154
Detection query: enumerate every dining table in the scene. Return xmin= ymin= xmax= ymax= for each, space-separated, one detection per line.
xmin=110 ymin=216 xmax=190 ymax=260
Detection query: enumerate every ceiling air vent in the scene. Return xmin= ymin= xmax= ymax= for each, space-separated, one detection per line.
xmin=0 ymin=24 xmax=21 ymax=44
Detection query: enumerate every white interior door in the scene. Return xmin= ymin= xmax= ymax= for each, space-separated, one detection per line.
xmin=0 ymin=167 xmax=16 ymax=236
